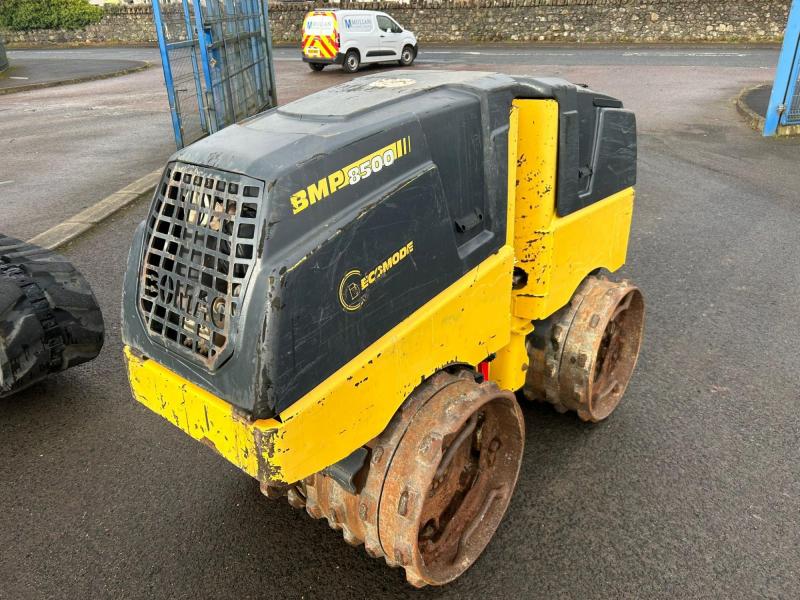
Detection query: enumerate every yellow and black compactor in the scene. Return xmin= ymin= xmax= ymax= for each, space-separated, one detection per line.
xmin=122 ymin=71 xmax=645 ymax=586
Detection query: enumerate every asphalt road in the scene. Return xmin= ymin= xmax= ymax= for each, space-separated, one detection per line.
xmin=0 ymin=44 xmax=781 ymax=240
xmin=2 ymin=46 xmax=799 ymax=599
xmin=7 ymin=44 xmax=783 ymax=67
xmin=0 ymin=56 xmax=146 ymax=93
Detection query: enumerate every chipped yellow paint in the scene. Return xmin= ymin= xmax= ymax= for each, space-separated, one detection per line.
xmin=125 ymin=246 xmax=514 ymax=484
xmin=125 ymin=99 xmax=636 ymax=487
xmin=511 ymin=99 xmax=634 ymax=322
xmin=125 ymin=347 xmax=262 ymax=477
xmin=490 ymin=102 xmax=532 ymax=393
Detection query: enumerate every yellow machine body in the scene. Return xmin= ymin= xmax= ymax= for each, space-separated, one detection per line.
xmin=124 ymin=98 xmax=634 ymax=485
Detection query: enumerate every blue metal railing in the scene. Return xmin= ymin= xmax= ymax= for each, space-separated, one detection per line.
xmin=764 ymin=0 xmax=800 ymax=135
xmin=152 ymin=0 xmax=277 ymax=149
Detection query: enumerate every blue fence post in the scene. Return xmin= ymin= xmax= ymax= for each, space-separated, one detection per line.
xmin=247 ymin=0 xmax=265 ymax=108
xmin=181 ymin=0 xmax=208 ymax=135
xmin=191 ymin=0 xmax=220 ymax=134
xmin=151 ymin=0 xmax=184 ymax=148
xmin=261 ymin=0 xmax=278 ymax=107
xmin=764 ymin=0 xmax=800 ymax=136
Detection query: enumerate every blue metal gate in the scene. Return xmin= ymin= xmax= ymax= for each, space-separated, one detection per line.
xmin=764 ymin=0 xmax=800 ymax=135
xmin=152 ymin=0 xmax=277 ymax=149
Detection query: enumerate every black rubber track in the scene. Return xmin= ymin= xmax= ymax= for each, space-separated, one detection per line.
xmin=0 ymin=234 xmax=104 ymax=397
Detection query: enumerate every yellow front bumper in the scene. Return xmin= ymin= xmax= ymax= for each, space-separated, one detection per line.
xmin=125 ymin=347 xmax=276 ymax=480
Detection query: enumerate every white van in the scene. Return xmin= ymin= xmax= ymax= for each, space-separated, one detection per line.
xmin=302 ymin=10 xmax=418 ymax=73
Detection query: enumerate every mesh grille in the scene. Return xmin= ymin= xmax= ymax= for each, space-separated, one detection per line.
xmin=138 ymin=162 xmax=264 ymax=369
xmin=789 ymin=76 xmax=800 ymax=122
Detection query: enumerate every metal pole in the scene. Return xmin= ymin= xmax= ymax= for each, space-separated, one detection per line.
xmin=151 ymin=0 xmax=185 ymax=149
xmin=261 ymin=0 xmax=278 ymax=107
xmin=191 ymin=0 xmax=220 ymax=134
xmin=247 ymin=0 xmax=265 ymax=110
xmin=764 ymin=0 xmax=800 ymax=136
xmin=222 ymin=0 xmax=239 ymax=125
xmin=181 ymin=0 xmax=208 ymax=135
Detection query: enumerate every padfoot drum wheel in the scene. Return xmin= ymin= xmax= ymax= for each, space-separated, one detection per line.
xmin=525 ymin=276 xmax=645 ymax=422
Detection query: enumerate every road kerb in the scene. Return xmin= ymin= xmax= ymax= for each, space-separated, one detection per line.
xmin=735 ymin=84 xmax=800 ymax=137
xmin=28 ymin=168 xmax=162 ymax=251
xmin=0 ymin=61 xmax=151 ymax=96
xmin=735 ymin=85 xmax=767 ymax=133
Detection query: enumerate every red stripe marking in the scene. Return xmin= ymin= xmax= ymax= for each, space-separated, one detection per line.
xmin=478 ymin=361 xmax=490 ymax=381
xmin=319 ymin=37 xmax=336 ymax=58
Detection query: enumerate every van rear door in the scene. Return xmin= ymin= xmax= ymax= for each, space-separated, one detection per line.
xmin=302 ymin=12 xmax=339 ymax=61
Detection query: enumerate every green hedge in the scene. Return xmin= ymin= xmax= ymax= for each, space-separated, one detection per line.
xmin=0 ymin=0 xmax=104 ymax=31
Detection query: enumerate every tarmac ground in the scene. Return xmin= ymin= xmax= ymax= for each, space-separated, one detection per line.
xmin=1 ymin=45 xmax=799 ymax=600
xmin=740 ymin=84 xmax=772 ymax=118
xmin=0 ymin=54 xmax=147 ymax=93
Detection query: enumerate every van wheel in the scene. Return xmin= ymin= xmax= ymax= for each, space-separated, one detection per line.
xmin=399 ymin=45 xmax=416 ymax=67
xmin=342 ymin=50 xmax=360 ymax=73
xmin=308 ymin=62 xmax=325 ymax=72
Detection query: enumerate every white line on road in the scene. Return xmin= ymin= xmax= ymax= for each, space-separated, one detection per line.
xmin=0 ymin=181 xmax=14 ymax=186
xmin=423 ymin=50 xmax=577 ymax=56
xmin=622 ymin=51 xmax=752 ymax=57
xmin=424 ymin=50 xmax=754 ymax=58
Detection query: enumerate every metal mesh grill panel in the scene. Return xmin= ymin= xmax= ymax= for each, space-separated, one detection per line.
xmin=788 ymin=72 xmax=800 ymax=122
xmin=138 ymin=162 xmax=264 ymax=369
xmin=153 ymin=0 xmax=276 ymax=148
xmin=159 ymin=3 xmax=209 ymax=145
xmin=198 ymin=0 xmax=273 ymax=128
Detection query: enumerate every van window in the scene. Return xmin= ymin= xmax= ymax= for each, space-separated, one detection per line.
xmin=342 ymin=15 xmax=373 ymax=33
xmin=304 ymin=15 xmax=335 ymax=36
xmin=377 ymin=15 xmax=401 ymax=33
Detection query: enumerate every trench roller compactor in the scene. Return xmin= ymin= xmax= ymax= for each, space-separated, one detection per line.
xmin=122 ymin=71 xmax=645 ymax=586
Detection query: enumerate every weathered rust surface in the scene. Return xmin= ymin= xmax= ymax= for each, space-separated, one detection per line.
xmin=260 ymin=369 xmax=525 ymax=587
xmin=525 ymin=276 xmax=645 ymax=422
xmin=378 ymin=376 xmax=524 ymax=586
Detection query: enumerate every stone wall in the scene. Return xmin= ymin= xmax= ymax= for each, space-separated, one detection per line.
xmin=1 ymin=1 xmax=792 ymax=47
xmin=1 ymin=5 xmax=156 ymax=46
xmin=271 ymin=1 xmax=791 ymax=43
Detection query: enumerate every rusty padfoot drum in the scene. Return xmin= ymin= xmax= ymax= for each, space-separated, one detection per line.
xmin=262 ymin=369 xmax=525 ymax=587
xmin=525 ymin=276 xmax=645 ymax=423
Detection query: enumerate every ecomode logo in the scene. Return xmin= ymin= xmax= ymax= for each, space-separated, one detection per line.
xmin=338 ymin=241 xmax=415 ymax=312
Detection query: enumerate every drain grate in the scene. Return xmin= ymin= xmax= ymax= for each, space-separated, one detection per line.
xmin=138 ymin=162 xmax=264 ymax=369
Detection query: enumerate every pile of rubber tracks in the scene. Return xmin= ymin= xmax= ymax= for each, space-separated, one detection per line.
xmin=264 ymin=369 xmax=526 ymax=587
xmin=0 ymin=234 xmax=104 ymax=397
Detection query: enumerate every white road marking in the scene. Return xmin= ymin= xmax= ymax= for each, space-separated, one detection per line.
xmin=423 ymin=50 xmax=576 ymax=56
xmin=9 ymin=76 xmax=29 ymax=80
xmin=423 ymin=50 xmax=754 ymax=57
xmin=0 ymin=181 xmax=14 ymax=186
xmin=622 ymin=51 xmax=751 ymax=57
